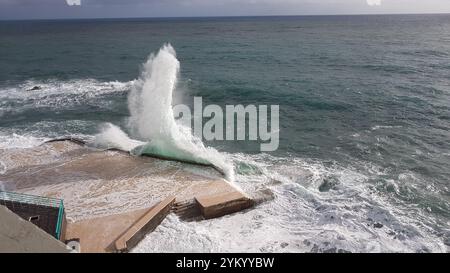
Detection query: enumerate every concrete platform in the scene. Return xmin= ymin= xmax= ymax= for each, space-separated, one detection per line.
xmin=0 ymin=140 xmax=257 ymax=252
xmin=65 ymin=196 xmax=175 ymax=253
xmin=0 ymin=140 xmax=249 ymax=221
xmin=196 ymin=191 xmax=254 ymax=219
xmin=65 ymin=207 xmax=151 ymax=253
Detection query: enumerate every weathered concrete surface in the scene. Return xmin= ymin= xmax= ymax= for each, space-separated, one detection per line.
xmin=114 ymin=196 xmax=175 ymax=252
xmin=0 ymin=140 xmax=244 ymax=221
xmin=0 ymin=140 xmax=257 ymax=252
xmin=196 ymin=191 xmax=254 ymax=219
xmin=65 ymin=207 xmax=153 ymax=253
xmin=0 ymin=205 xmax=69 ymax=253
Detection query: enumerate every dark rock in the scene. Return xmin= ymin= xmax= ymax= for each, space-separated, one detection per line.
xmin=387 ymin=230 xmax=396 ymax=236
xmin=280 ymin=242 xmax=288 ymax=248
xmin=323 ymin=247 xmax=337 ymax=253
xmin=310 ymin=244 xmax=319 ymax=253
xmin=319 ymin=177 xmax=339 ymax=192
xmin=27 ymin=86 xmax=41 ymax=91
xmin=444 ymin=233 xmax=450 ymax=246
xmin=374 ymin=222 xmax=383 ymax=228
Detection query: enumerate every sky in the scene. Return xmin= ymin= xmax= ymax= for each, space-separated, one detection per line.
xmin=0 ymin=0 xmax=450 ymax=20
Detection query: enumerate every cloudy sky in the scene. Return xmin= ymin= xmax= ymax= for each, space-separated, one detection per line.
xmin=0 ymin=0 xmax=449 ymax=20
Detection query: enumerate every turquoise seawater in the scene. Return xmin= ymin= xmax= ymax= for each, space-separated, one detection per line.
xmin=0 ymin=15 xmax=449 ymax=252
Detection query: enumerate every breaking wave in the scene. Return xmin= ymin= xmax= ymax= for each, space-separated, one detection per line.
xmin=94 ymin=44 xmax=234 ymax=179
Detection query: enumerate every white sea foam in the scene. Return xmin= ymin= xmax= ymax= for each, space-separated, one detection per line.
xmin=1 ymin=79 xmax=132 ymax=99
xmin=0 ymin=133 xmax=48 ymax=149
xmin=0 ymin=119 xmax=96 ymax=151
xmin=371 ymin=125 xmax=403 ymax=131
xmin=132 ymin=153 xmax=447 ymax=253
xmin=0 ymin=79 xmax=133 ymax=111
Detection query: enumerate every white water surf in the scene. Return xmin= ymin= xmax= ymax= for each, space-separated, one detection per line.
xmin=94 ymin=44 xmax=234 ymax=180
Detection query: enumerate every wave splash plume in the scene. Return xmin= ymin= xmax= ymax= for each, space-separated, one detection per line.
xmin=95 ymin=44 xmax=233 ymax=179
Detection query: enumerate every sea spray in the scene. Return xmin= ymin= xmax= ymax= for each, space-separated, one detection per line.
xmin=95 ymin=44 xmax=234 ymax=180
xmin=93 ymin=123 xmax=144 ymax=151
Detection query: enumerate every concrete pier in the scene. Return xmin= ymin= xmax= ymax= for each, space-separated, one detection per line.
xmin=0 ymin=140 xmax=256 ymax=252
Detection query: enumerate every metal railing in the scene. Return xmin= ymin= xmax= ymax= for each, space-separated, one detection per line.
xmin=0 ymin=190 xmax=61 ymax=208
xmin=55 ymin=199 xmax=65 ymax=240
xmin=0 ymin=190 xmax=65 ymax=240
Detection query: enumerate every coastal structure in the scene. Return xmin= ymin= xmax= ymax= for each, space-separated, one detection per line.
xmin=0 ymin=205 xmax=69 ymax=253
xmin=0 ymin=139 xmax=259 ymax=253
xmin=0 ymin=191 xmax=66 ymax=240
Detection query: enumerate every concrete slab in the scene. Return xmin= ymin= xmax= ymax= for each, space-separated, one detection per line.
xmin=65 ymin=207 xmax=153 ymax=253
xmin=196 ymin=191 xmax=254 ymax=219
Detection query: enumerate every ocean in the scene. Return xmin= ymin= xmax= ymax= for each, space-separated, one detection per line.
xmin=0 ymin=14 xmax=449 ymax=252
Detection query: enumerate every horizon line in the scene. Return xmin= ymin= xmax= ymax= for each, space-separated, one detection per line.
xmin=1 ymin=12 xmax=450 ymax=22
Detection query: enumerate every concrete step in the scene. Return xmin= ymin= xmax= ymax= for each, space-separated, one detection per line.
xmin=172 ymin=199 xmax=202 ymax=221
xmin=114 ymin=196 xmax=175 ymax=252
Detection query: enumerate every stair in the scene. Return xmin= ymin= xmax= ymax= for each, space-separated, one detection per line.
xmin=172 ymin=199 xmax=203 ymax=222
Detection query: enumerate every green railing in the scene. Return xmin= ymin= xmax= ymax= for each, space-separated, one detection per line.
xmin=0 ymin=190 xmax=61 ymax=207
xmin=0 ymin=190 xmax=65 ymax=240
xmin=55 ymin=199 xmax=64 ymax=240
